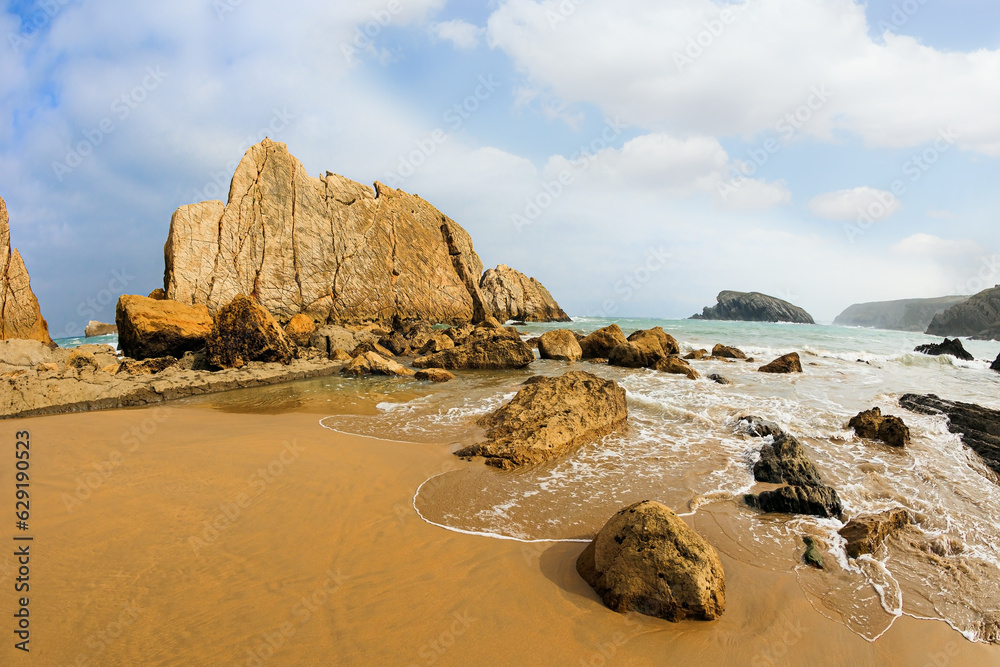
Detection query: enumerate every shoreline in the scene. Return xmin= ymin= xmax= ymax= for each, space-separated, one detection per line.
xmin=5 ymin=405 xmax=997 ymax=665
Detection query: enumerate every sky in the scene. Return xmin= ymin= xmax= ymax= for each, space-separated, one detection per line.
xmin=1 ymin=0 xmax=999 ymax=336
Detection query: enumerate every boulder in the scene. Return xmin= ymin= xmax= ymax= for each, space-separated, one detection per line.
xmin=455 ymin=371 xmax=627 ymax=468
xmin=608 ymin=341 xmax=663 ymax=369
xmin=848 ymin=408 xmax=911 ymax=447
xmin=413 ymin=331 xmax=534 ymax=371
xmin=415 ymin=368 xmax=455 ymax=383
xmin=738 ymin=415 xmax=784 ymax=440
xmin=163 ymin=139 xmax=491 ymax=326
xmin=802 ymin=536 xmax=824 ymax=569
xmin=340 ymin=351 xmax=415 ymax=377
xmin=418 ymin=334 xmax=455 ymax=355
xmin=283 ymin=314 xmax=316 ymax=347
xmin=580 ymin=325 xmax=628 ymax=359
xmin=752 ymin=433 xmax=824 ymax=487
xmin=628 ymin=327 xmax=679 ymax=356
xmin=116 ymin=357 xmax=179 ymax=375
xmin=352 ymin=341 xmax=397 ymax=358
xmin=651 ymin=356 xmax=700 ymax=380
xmin=914 ymin=338 xmax=975 ymax=361
xmin=576 ymin=500 xmax=725 ymax=622
xmin=444 ymin=323 xmax=474 ymax=344
xmin=116 ymin=294 xmax=213 ymax=360
xmin=84 ymin=321 xmax=118 ymax=337
xmin=379 ymin=332 xmax=411 ymax=356
xmin=310 ymin=326 xmax=363 ymax=358
xmin=479 ymin=264 xmax=571 ymax=323
xmin=330 ymin=349 xmax=353 ymax=362
xmin=758 ymin=352 xmax=803 ymax=374
xmin=712 ymin=344 xmax=747 ymax=360
xmin=204 ymin=294 xmax=296 ymax=369
xmin=745 ymin=485 xmax=844 ymax=519
xmin=900 ymin=394 xmax=1000 ymax=479
xmin=684 ymin=349 xmax=708 ymax=360
xmin=538 ymin=329 xmax=583 ymax=362
xmin=708 ymin=374 xmax=732 ymax=386
xmin=0 ymin=196 xmax=54 ymax=346
xmin=692 ymin=290 xmax=815 ymax=324
xmin=838 ymin=509 xmax=912 ymax=559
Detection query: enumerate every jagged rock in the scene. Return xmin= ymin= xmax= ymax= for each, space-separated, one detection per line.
xmin=802 ymin=536 xmax=824 ymax=569
xmin=379 ymin=332 xmax=410 ymax=356
xmin=283 ymin=314 xmax=316 ymax=347
xmin=148 ymin=288 xmax=166 ymax=300
xmin=900 ymin=394 xmax=1000 ymax=479
xmin=708 ymin=374 xmax=732 ymax=386
xmin=576 ymin=500 xmax=725 ymax=622
xmin=413 ymin=329 xmax=533 ymax=370
xmin=352 ymin=341 xmax=396 ymax=358
xmin=848 ymin=407 xmax=911 ymax=447
xmin=992 ymin=354 xmax=1000 ymax=372
xmin=330 ymin=349 xmax=352 ymax=362
xmin=580 ymin=325 xmax=628 ymax=359
xmin=914 ymin=338 xmax=975 ymax=361
xmin=0 ymin=196 xmax=54 ymax=346
xmin=628 ymin=327 xmax=679 ymax=356
xmin=444 ymin=323 xmax=474 ymax=344
xmin=340 ymin=351 xmax=414 ymax=377
xmin=204 ymin=294 xmax=296 ymax=369
xmin=455 ymin=371 xmax=627 ymax=468
xmin=310 ymin=326 xmax=374 ymax=358
xmin=116 ymin=295 xmax=213 ymax=360
xmin=926 ymin=285 xmax=1000 ymax=340
xmin=684 ymin=349 xmax=708 ymax=360
xmin=163 ymin=138 xmax=490 ymax=326
xmin=538 ymin=329 xmax=583 ymax=361
xmin=418 ymin=334 xmax=455 ymax=355
xmin=758 ymin=352 xmax=803 ymax=374
xmin=84 ymin=321 xmax=118 ymax=338
xmin=479 ymin=264 xmax=570 ymax=323
xmin=117 ymin=357 xmax=179 ymax=375
xmin=712 ymin=344 xmax=747 ymax=360
xmin=834 ymin=296 xmax=969 ymax=332
xmin=839 ymin=509 xmax=912 ymax=559
xmin=415 ymin=368 xmax=455 ymax=383
xmin=745 ymin=485 xmax=843 ymax=519
xmin=692 ymin=291 xmax=815 ymax=324
xmin=752 ymin=433 xmax=824 ymax=487
xmin=652 ymin=356 xmax=700 ymax=380
xmin=738 ymin=416 xmax=783 ymax=440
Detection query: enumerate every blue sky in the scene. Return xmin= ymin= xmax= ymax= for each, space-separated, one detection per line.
xmin=2 ymin=0 xmax=999 ymax=335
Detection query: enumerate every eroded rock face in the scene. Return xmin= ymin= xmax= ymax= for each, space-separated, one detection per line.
xmin=116 ymin=295 xmax=213 ymax=360
xmin=204 ymin=294 xmax=296 ymax=369
xmin=900 ymin=394 xmax=1000 ymax=479
xmin=848 ymin=407 xmax=911 ymax=447
xmin=839 ymin=509 xmax=912 ymax=559
xmin=413 ymin=329 xmax=534 ymax=370
xmin=0 ymin=196 xmax=53 ymax=346
xmin=576 ymin=500 xmax=725 ymax=622
xmin=455 ymin=371 xmax=627 ymax=468
xmin=914 ymin=338 xmax=975 ymax=361
xmin=692 ymin=291 xmax=815 ymax=324
xmin=538 ymin=329 xmax=583 ymax=361
xmin=580 ymin=325 xmax=628 ymax=359
xmin=758 ymin=352 xmax=803 ymax=374
xmin=479 ymin=264 xmax=570 ymax=323
xmin=163 ymin=139 xmax=489 ymax=326
xmin=926 ymin=285 xmax=1000 ymax=340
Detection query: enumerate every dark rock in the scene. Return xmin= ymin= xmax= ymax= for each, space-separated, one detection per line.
xmin=708 ymin=374 xmax=732 ymax=386
xmin=992 ymin=354 xmax=1000 ymax=372
xmin=414 ymin=329 xmax=534 ymax=370
xmin=900 ymin=394 xmax=1000 ymax=479
xmin=914 ymin=338 xmax=975 ymax=361
xmin=691 ymin=291 xmax=815 ymax=324
xmin=802 ymin=536 xmax=824 ymax=569
xmin=753 ymin=433 xmax=825 ymax=487
xmin=926 ymin=285 xmax=1000 ymax=340
xmin=848 ymin=407 xmax=911 ymax=447
xmin=739 ymin=416 xmax=784 ymax=440
xmin=116 ymin=356 xmax=179 ymax=375
xmin=745 ymin=485 xmax=843 ymax=519
xmin=608 ymin=341 xmax=661 ymax=369
xmin=712 ymin=344 xmax=747 ymax=360
xmin=838 ymin=509 xmax=912 ymax=559
xmin=352 ymin=341 xmax=396 ymax=358
xmin=204 ymin=294 xmax=296 ymax=369
xmin=379 ymin=332 xmax=410 ymax=356
xmin=576 ymin=500 xmax=725 ymax=622
xmin=758 ymin=352 xmax=803 ymax=374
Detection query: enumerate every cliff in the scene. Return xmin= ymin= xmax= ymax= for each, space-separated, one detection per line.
xmin=926 ymin=285 xmax=1000 ymax=340
xmin=0 ymin=196 xmax=54 ymax=346
xmin=691 ymin=291 xmax=814 ymax=324
xmin=834 ymin=296 xmax=968 ymax=332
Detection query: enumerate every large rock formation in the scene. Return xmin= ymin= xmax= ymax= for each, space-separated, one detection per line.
xmin=926 ymin=285 xmax=1000 ymax=340
xmin=204 ymin=294 xmax=296 ymax=369
xmin=580 ymin=324 xmax=628 ymax=359
xmin=900 ymin=394 xmax=1000 ymax=480
xmin=537 ymin=329 xmax=583 ymax=361
xmin=0 ymin=196 xmax=53 ymax=346
xmin=455 ymin=371 xmax=627 ymax=469
xmin=834 ymin=296 xmax=968 ymax=332
xmin=116 ymin=295 xmax=214 ymax=360
xmin=576 ymin=500 xmax=725 ymax=622
xmin=479 ymin=264 xmax=570 ymax=323
xmin=692 ymin=291 xmax=815 ymax=324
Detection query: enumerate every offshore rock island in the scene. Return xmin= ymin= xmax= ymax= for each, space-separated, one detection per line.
xmin=691 ymin=290 xmax=815 ymax=324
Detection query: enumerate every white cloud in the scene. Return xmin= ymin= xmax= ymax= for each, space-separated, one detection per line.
xmin=487 ymin=0 xmax=1000 ymax=155
xmin=809 ymin=187 xmax=902 ymax=222
xmin=890 ymin=233 xmax=984 ymax=258
xmin=431 ymin=19 xmax=485 ymax=49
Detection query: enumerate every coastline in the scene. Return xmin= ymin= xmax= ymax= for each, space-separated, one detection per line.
xmin=5 ymin=405 xmax=998 ymax=665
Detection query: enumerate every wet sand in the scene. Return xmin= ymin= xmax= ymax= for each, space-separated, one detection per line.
xmin=3 ymin=405 xmax=999 ymax=666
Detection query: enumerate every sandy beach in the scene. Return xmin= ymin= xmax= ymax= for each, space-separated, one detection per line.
xmin=4 ymin=403 xmax=998 ymax=666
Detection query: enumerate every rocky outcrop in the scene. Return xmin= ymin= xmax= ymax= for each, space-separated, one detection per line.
xmin=580 ymin=325 xmax=628 ymax=359
xmin=538 ymin=329 xmax=583 ymax=361
xmin=834 ymin=296 xmax=968 ymax=332
xmin=628 ymin=327 xmax=679 ymax=356
xmin=752 ymin=432 xmax=825 ymax=487
xmin=992 ymin=354 xmax=1000 ymax=372
xmin=479 ymin=264 xmax=570 ymax=323
xmin=163 ymin=139 xmax=490 ymax=326
xmin=848 ymin=408 xmax=911 ymax=447
xmin=455 ymin=371 xmax=627 ymax=469
xmin=576 ymin=500 xmax=725 ymax=622
xmin=204 ymin=295 xmax=296 ymax=369
xmin=914 ymin=338 xmax=974 ymax=361
xmin=926 ymin=285 xmax=1000 ymax=340
xmin=746 ymin=485 xmax=843 ymax=519
xmin=838 ymin=509 xmax=912 ymax=559
xmin=84 ymin=321 xmax=118 ymax=337
xmin=414 ymin=368 xmax=455 ymax=383
xmin=0 ymin=196 xmax=53 ymax=346
xmin=691 ymin=291 xmax=814 ymax=324
xmin=116 ymin=295 xmax=213 ymax=360
xmin=340 ymin=351 xmax=414 ymax=377
xmin=413 ymin=327 xmax=533 ymax=370
xmin=712 ymin=344 xmax=747 ymax=360
xmin=0 ymin=339 xmax=65 ymax=374
xmin=758 ymin=352 xmax=803 ymax=374
xmin=309 ymin=325 xmax=378 ymax=359
xmin=900 ymin=394 xmax=1000 ymax=479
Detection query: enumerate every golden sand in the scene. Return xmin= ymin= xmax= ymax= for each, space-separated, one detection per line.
xmin=2 ymin=405 xmax=998 ymax=666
